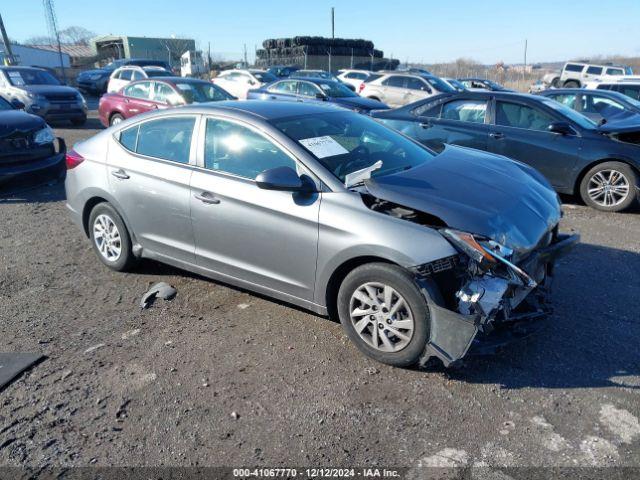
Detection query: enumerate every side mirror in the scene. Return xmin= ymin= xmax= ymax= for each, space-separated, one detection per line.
xmin=256 ymin=166 xmax=306 ymax=192
xmin=315 ymin=92 xmax=327 ymax=100
xmin=548 ymin=121 xmax=574 ymax=135
xmin=11 ymin=99 xmax=25 ymax=110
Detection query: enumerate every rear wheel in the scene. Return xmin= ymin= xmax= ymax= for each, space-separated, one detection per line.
xmin=337 ymin=263 xmax=430 ymax=367
xmin=579 ymin=161 xmax=637 ymax=212
xmin=88 ymin=203 xmax=137 ymax=271
xmin=110 ymin=113 xmax=124 ymax=126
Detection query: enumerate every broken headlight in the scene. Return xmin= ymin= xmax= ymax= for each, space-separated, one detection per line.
xmin=440 ymin=229 xmax=499 ymax=268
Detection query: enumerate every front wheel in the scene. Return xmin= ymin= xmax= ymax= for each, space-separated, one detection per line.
xmin=337 ymin=263 xmax=430 ymax=367
xmin=110 ymin=113 xmax=124 ymax=126
xmin=579 ymin=161 xmax=638 ymax=212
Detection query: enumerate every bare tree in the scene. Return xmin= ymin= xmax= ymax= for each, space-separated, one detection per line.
xmin=159 ymin=37 xmax=193 ymax=65
xmin=59 ymin=26 xmax=95 ymax=45
xmin=24 ymin=35 xmax=54 ymax=45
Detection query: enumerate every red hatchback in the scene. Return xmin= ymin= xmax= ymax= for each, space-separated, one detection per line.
xmin=98 ymin=77 xmax=234 ymax=127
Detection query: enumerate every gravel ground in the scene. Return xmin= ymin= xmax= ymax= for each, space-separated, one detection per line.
xmin=1 ymin=101 xmax=639 ymax=477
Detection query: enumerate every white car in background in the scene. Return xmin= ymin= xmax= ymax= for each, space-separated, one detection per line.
xmin=107 ymin=65 xmax=173 ymax=93
xmin=584 ymin=77 xmax=640 ymax=102
xmin=336 ymin=69 xmax=374 ymax=91
xmin=212 ymin=69 xmax=277 ymax=99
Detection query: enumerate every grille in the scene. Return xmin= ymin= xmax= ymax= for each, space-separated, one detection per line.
xmin=0 ymin=132 xmax=54 ymax=165
xmin=415 ymin=255 xmax=459 ymax=276
xmin=44 ymin=93 xmax=77 ymax=103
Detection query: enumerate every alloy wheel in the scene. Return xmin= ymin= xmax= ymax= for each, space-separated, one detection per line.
xmin=587 ymin=169 xmax=630 ymax=207
xmin=349 ymin=282 xmax=414 ymax=352
xmin=93 ymin=214 xmax=122 ymax=262
xmin=110 ymin=116 xmax=123 ymax=126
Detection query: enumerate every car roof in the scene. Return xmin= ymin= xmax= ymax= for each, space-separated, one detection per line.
xmin=0 ymin=66 xmax=47 ymax=71
xmin=176 ymin=99 xmax=346 ymax=120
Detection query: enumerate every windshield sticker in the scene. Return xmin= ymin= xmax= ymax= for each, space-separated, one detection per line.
xmin=176 ymin=84 xmax=194 ymax=91
xmin=299 ymin=136 xmax=349 ymax=158
xmin=8 ymin=71 xmax=25 ymax=86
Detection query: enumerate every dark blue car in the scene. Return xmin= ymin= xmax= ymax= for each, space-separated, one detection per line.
xmin=372 ymin=91 xmax=640 ymax=212
xmin=247 ymin=78 xmax=389 ymax=113
xmin=538 ymin=88 xmax=640 ymax=123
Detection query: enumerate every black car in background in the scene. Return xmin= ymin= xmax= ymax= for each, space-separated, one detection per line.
xmin=539 ymin=88 xmax=640 ymax=123
xmin=0 ymin=96 xmax=66 ymax=187
xmin=372 ymin=91 xmax=640 ymax=212
xmin=76 ymin=58 xmax=174 ymax=94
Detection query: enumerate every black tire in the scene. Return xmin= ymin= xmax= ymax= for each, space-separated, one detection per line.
xmin=71 ymin=117 xmax=86 ymax=126
xmin=109 ymin=113 xmax=124 ymax=126
xmin=337 ymin=263 xmax=430 ymax=367
xmin=579 ymin=161 xmax=638 ymax=212
xmin=564 ymin=80 xmax=580 ymax=88
xmin=88 ymin=203 xmax=137 ymax=271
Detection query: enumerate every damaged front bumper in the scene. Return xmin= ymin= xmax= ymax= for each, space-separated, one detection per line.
xmin=413 ymin=233 xmax=579 ymax=367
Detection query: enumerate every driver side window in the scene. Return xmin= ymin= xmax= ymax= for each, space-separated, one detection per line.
xmin=204 ymin=118 xmax=297 ymax=179
xmin=495 ymin=102 xmax=554 ymax=132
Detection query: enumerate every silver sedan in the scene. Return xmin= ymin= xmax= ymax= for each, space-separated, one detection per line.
xmin=65 ymin=101 xmax=577 ymax=367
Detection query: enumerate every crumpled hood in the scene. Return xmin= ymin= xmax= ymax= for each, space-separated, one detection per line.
xmin=19 ymin=85 xmax=80 ymax=96
xmin=364 ymin=144 xmax=561 ymax=253
xmin=332 ymin=96 xmax=388 ymax=111
xmin=0 ymin=110 xmax=45 ymax=137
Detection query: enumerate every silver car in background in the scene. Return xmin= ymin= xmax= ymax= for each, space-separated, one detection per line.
xmin=65 ymin=101 xmax=577 ymax=367
xmin=359 ymin=72 xmax=455 ymax=108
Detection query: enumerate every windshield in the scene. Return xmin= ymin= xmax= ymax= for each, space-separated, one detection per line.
xmin=5 ymin=69 xmax=60 ymax=86
xmin=175 ymin=82 xmax=234 ymax=102
xmin=0 ymin=96 xmax=12 ymax=110
xmin=253 ymin=71 xmax=277 ymax=82
xmin=272 ymin=111 xmax=435 ymax=183
xmin=317 ymin=81 xmax=357 ymax=98
xmin=446 ymin=79 xmax=466 ymax=91
xmin=145 ymin=69 xmax=172 ymax=78
xmin=424 ymin=76 xmax=455 ymax=92
xmin=541 ymin=98 xmax=597 ymax=129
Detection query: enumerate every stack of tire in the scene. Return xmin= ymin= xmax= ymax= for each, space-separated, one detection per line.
xmin=256 ymin=37 xmax=384 ymax=61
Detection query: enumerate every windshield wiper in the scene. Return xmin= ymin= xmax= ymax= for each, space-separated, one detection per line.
xmin=344 ymin=160 xmax=383 ymax=188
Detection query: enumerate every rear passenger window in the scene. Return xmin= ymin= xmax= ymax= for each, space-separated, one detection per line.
xmin=383 ymin=76 xmax=406 ymax=88
xmin=549 ymin=94 xmax=577 ymax=109
xmin=204 ymin=118 xmax=296 ymax=179
xmin=117 ymin=116 xmax=195 ymax=164
xmin=441 ymin=100 xmax=487 ymax=123
xmin=495 ymin=102 xmax=554 ymax=131
xmin=119 ymin=125 xmax=139 ymax=151
xmin=586 ymin=66 xmax=603 ymax=75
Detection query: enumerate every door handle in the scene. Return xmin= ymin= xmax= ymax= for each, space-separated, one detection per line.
xmin=419 ymin=121 xmax=432 ymax=129
xmin=111 ymin=169 xmax=130 ymax=180
xmin=194 ymin=192 xmax=221 ymax=204
xmin=489 ymin=132 xmax=505 ymax=140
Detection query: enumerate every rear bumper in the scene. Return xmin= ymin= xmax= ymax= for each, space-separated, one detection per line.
xmin=418 ymin=233 xmax=580 ymax=366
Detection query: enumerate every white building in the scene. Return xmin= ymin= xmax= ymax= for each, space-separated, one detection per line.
xmin=0 ymin=44 xmax=70 ymax=68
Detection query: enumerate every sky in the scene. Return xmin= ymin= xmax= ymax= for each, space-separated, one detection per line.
xmin=3 ymin=0 xmax=640 ymax=64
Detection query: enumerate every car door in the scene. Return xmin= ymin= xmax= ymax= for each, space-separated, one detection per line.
xmin=297 ymin=81 xmax=324 ymax=103
xmin=405 ymin=77 xmax=432 ymax=104
xmin=488 ymin=99 xmax=580 ymax=189
xmin=121 ymin=81 xmax=158 ymax=118
xmin=107 ymin=114 xmax=199 ymax=263
xmin=583 ymin=66 xmax=604 ymax=84
xmin=112 ymin=69 xmax=132 ymax=92
xmin=414 ymin=98 xmax=490 ymax=152
xmin=190 ymin=116 xmax=321 ymax=301
xmin=265 ymin=80 xmax=300 ymax=101
xmin=380 ymin=76 xmax=409 ymax=107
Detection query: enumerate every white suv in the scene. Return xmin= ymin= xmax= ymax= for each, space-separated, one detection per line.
xmin=359 ymin=73 xmax=454 ymax=108
xmin=336 ymin=69 xmax=374 ymax=91
xmin=107 ymin=65 xmax=172 ymax=93
xmin=212 ymin=69 xmax=277 ymax=99
xmin=559 ymin=62 xmax=633 ymax=88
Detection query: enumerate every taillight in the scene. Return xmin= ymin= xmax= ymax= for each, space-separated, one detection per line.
xmin=66 ymin=149 xmax=85 ymax=169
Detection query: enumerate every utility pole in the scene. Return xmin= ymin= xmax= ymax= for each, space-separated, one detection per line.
xmin=243 ymin=43 xmax=247 ymax=67
xmin=43 ymin=0 xmax=66 ymax=83
xmin=0 ymin=13 xmax=16 ymax=65
xmin=329 ymin=7 xmax=334 ymax=73
xmin=523 ymin=39 xmax=528 ymax=82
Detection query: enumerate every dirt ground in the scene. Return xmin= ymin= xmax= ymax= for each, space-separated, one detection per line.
xmin=1 ymin=101 xmax=639 ymax=478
